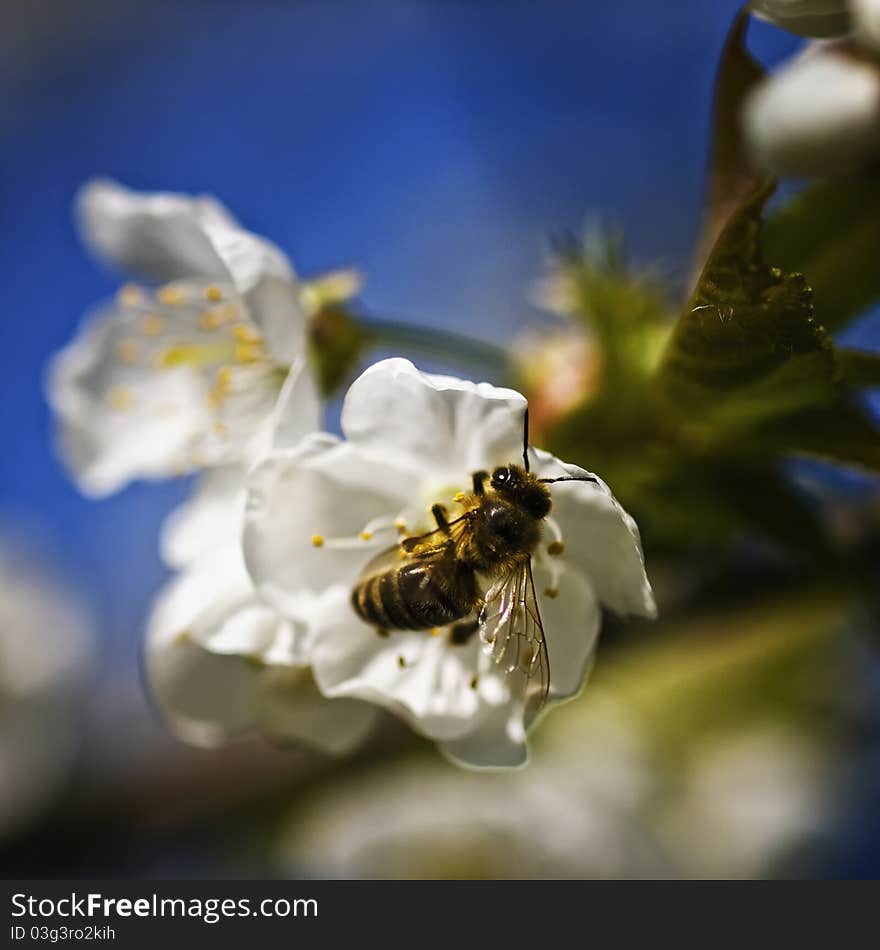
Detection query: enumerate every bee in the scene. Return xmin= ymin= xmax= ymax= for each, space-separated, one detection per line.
xmin=351 ymin=408 xmax=597 ymax=719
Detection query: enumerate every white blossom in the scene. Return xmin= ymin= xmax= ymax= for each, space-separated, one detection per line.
xmin=0 ymin=541 xmax=93 ymax=838
xmin=749 ymin=0 xmax=852 ymax=36
xmin=743 ymin=41 xmax=880 ymax=176
xmin=46 ymin=179 xmax=322 ymax=496
xmin=243 ymin=358 xmax=655 ymax=769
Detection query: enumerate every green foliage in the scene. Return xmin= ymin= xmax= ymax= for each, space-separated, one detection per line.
xmin=765 ymin=178 xmax=880 ymax=332
xmin=660 ymin=186 xmax=838 ymax=433
xmin=690 ymin=10 xmax=766 ymax=286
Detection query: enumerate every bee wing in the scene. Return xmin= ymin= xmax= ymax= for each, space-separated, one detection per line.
xmin=478 ymin=559 xmax=550 ymax=723
xmin=355 ymin=518 xmax=465 ymax=583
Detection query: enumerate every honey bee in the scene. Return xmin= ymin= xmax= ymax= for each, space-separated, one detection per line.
xmin=351 ymin=409 xmax=597 ymax=719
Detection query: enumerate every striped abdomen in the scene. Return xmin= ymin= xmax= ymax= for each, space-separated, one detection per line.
xmin=351 ymin=558 xmax=478 ymax=631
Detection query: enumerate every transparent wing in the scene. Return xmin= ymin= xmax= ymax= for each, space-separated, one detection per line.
xmin=355 ymin=516 xmax=466 ymax=583
xmin=478 ymin=559 xmax=550 ymax=723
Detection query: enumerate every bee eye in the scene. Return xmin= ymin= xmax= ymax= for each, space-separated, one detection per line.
xmin=491 ymin=466 xmax=512 ymax=488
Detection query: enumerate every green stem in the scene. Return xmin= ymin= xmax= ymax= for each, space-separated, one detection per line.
xmin=356 ymin=312 xmax=512 ymax=381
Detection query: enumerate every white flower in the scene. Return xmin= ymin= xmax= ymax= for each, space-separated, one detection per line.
xmin=0 ymin=541 xmax=93 ymax=838
xmin=743 ymin=41 xmax=880 ymax=176
xmin=243 ymin=358 xmax=655 ymax=769
xmin=47 ymin=179 xmax=321 ymax=496
xmin=749 ymin=0 xmax=852 ymax=37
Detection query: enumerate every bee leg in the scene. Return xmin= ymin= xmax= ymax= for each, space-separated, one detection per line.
xmin=432 ymin=503 xmax=451 ymax=534
xmin=449 ymin=619 xmax=480 ymax=645
xmin=472 ymin=471 xmax=488 ymax=495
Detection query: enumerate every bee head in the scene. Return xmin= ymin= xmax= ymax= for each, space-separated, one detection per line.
xmin=490 ymin=465 xmax=551 ymax=519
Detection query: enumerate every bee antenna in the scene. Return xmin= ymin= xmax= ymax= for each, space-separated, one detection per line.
xmin=522 ymin=407 xmax=530 ymax=473
xmin=539 ymin=475 xmax=599 ymax=486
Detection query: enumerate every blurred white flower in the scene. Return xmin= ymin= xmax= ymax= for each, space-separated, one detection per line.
xmin=0 ymin=542 xmax=93 ymax=838
xmin=47 ymin=179 xmax=323 ymax=496
xmin=661 ymin=726 xmax=834 ymax=878
xmin=749 ymin=0 xmax=852 ymax=36
xmin=743 ymin=41 xmax=880 ymax=176
xmin=853 ymin=0 xmax=880 ymax=48
xmin=244 ymin=358 xmax=655 ymax=769
xmin=280 ymin=696 xmax=667 ymax=878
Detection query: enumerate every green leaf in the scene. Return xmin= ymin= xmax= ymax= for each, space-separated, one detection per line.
xmin=764 ymin=178 xmax=880 ymax=332
xmin=660 ymin=185 xmax=837 ymax=432
xmin=750 ymin=399 xmax=880 ymax=473
xmin=690 ymin=10 xmax=767 ymax=286
xmin=836 ymin=347 xmax=880 ymax=388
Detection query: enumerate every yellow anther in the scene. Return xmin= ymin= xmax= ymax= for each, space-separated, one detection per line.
xmin=397 ymin=655 xmax=407 ymax=669
xmin=470 ymin=675 xmax=479 ymax=690
xmin=141 ymin=313 xmax=167 ymax=337
xmin=157 ymin=285 xmax=185 ymax=306
xmin=547 ymin=541 xmax=565 ymax=557
xmin=232 ymin=323 xmax=262 ymax=344
xmin=234 ymin=341 xmax=263 ymax=364
xmin=116 ymin=339 xmax=141 ymax=363
xmin=173 ymin=629 xmax=191 ymax=646
xmin=311 ymin=534 xmax=325 ymax=548
xmin=199 ymin=309 xmax=224 ymax=331
xmin=213 ymin=420 xmax=228 ymax=437
xmin=376 ymin=627 xmax=390 ymax=639
xmin=543 ymin=587 xmax=560 ymax=599
xmin=430 ymin=627 xmax=442 ymax=637
xmin=207 ymin=366 xmax=233 ymax=409
xmin=453 ymin=491 xmax=466 ymax=503
xmin=108 ymin=386 xmax=135 ymax=411
xmin=204 ymin=284 xmax=223 ymax=302
xmin=360 ymin=530 xmax=373 ymax=542
xmin=117 ymin=283 xmax=144 ymax=307
xmin=395 ymin=519 xmax=408 ymax=535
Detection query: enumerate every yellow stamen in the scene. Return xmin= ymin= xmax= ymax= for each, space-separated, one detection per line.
xmin=213 ymin=420 xmax=228 ymax=437
xmin=395 ymin=519 xmax=408 ymax=535
xmin=360 ymin=530 xmax=373 ymax=542
xmin=234 ymin=341 xmax=263 ymax=364
xmin=157 ymin=285 xmax=185 ymax=306
xmin=141 ymin=313 xmax=166 ymax=337
xmin=311 ymin=534 xmax=325 ymax=548
xmin=118 ymin=283 xmax=144 ymax=307
xmin=547 ymin=541 xmax=565 ymax=557
xmin=430 ymin=627 xmax=442 ymax=637
xmin=470 ymin=675 xmax=479 ymax=690
xmin=116 ymin=339 xmax=141 ymax=363
xmin=453 ymin=491 xmax=466 ymax=503
xmin=232 ymin=323 xmax=262 ymax=344
xmin=108 ymin=386 xmax=135 ymax=411
xmin=174 ymin=630 xmax=191 ymax=646
xmin=207 ymin=366 xmax=233 ymax=409
xmin=397 ymin=655 xmax=406 ymax=669
xmin=204 ymin=284 xmax=223 ymax=302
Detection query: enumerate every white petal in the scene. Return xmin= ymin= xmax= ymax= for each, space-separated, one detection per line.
xmin=439 ymin=701 xmax=527 ymax=769
xmin=312 ymin=587 xmax=513 ymax=742
xmin=77 ymin=179 xmax=241 ymax=283
xmin=46 ymin=290 xmax=287 ymax=495
xmin=146 ymin=628 xmax=261 ymax=747
xmin=749 ymin=0 xmax=851 ymax=37
xmin=160 ymin=466 xmax=245 ymax=568
xmin=269 ymin=355 xmax=322 ymax=451
xmin=853 ymin=0 xmax=880 ymax=51
xmin=530 ymin=447 xmax=656 ymax=619
xmin=77 ymin=180 xmax=305 ymax=365
xmin=532 ymin=560 xmax=601 ymax=701
xmin=256 ymin=667 xmax=379 ymax=754
xmin=147 ymin=543 xmax=300 ymax=661
xmin=243 ymin=435 xmax=415 ymax=614
xmin=341 ymin=358 xmax=527 ymax=474
xmin=743 ymin=44 xmax=880 ymax=177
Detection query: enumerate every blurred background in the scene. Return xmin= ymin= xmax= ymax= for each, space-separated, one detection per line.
xmin=2 ymin=0 xmax=878 ymax=878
